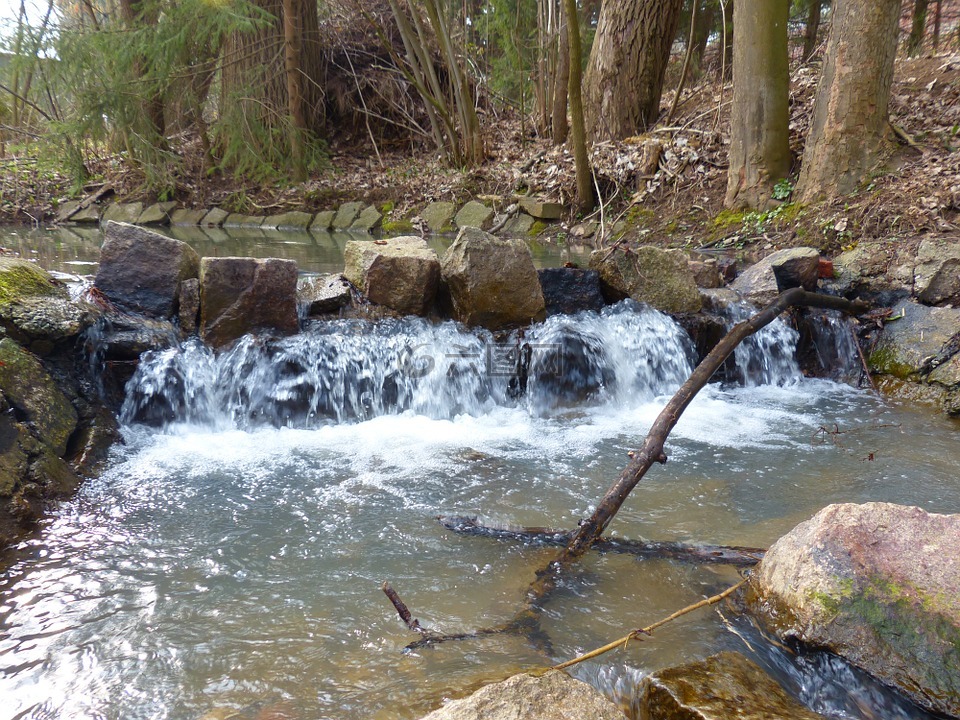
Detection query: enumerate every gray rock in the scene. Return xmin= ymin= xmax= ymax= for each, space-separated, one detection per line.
xmin=101 ymin=202 xmax=143 ymax=225
xmin=178 ymin=278 xmax=200 ymax=334
xmin=455 ymin=200 xmax=494 ymax=230
xmin=688 ymin=258 xmax=723 ymax=289
xmin=56 ymin=200 xmax=80 ymax=223
xmin=868 ymin=300 xmax=960 ymax=378
xmin=137 ymin=201 xmax=177 ymax=225
xmin=298 ymin=274 xmax=352 ymax=316
xmin=570 ymin=221 xmax=598 ymax=239
xmin=589 ymin=246 xmax=701 ymax=314
xmin=169 ymin=208 xmax=208 ymax=226
xmin=0 ymin=337 xmax=78 ymax=456
xmin=639 ymin=651 xmax=826 ymax=720
xmin=223 ymin=214 xmax=266 ymax=228
xmin=344 ymin=237 xmax=439 ymax=316
xmin=200 ymin=208 xmax=230 ymax=228
xmin=310 ymin=210 xmax=336 ymax=232
xmin=420 ymin=201 xmax=457 ymax=232
xmin=440 ymin=227 xmax=546 ymax=329
xmin=262 ymin=211 xmax=314 ymax=231
xmin=751 ymin=502 xmax=960 ymax=718
xmin=350 ymin=205 xmax=383 ymax=233
xmin=538 ymin=268 xmax=605 ymax=316
xmin=419 ymin=670 xmax=625 ymax=720
xmin=94 ymin=221 xmax=200 ymax=318
xmin=518 ymin=198 xmax=563 ymax=220
xmin=731 ymin=247 xmax=820 ymax=306
xmin=71 ymin=204 xmax=102 ymax=223
xmin=332 ymin=202 xmax=365 ymax=229
xmin=97 ymin=313 xmax=179 ymax=361
xmin=505 ymin=213 xmax=535 ymax=235
xmin=914 ymin=237 xmax=960 ymax=306
xmin=199 ymin=257 xmax=299 ymax=348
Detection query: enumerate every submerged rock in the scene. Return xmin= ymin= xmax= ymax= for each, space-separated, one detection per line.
xmin=343 ymin=237 xmax=440 ymax=316
xmin=420 ymin=670 xmax=625 ymax=720
xmin=589 ymin=246 xmax=701 ymax=314
xmin=638 ymin=651 xmax=826 ymax=720
xmin=730 ymin=247 xmax=819 ymax=306
xmin=440 ymin=227 xmax=546 ymax=329
xmin=537 ymin=267 xmax=605 ymax=316
xmin=750 ymin=502 xmax=960 ymax=718
xmin=199 ymin=257 xmax=299 ymax=348
xmin=95 ymin=221 xmax=200 ymax=318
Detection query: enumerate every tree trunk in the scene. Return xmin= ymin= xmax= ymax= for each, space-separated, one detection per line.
xmin=932 ymin=0 xmax=942 ymax=50
xmin=725 ymin=0 xmax=790 ymax=209
xmin=551 ymin=6 xmax=569 ymax=145
xmin=803 ymin=0 xmax=822 ymax=60
xmin=565 ymin=0 xmax=594 ymax=212
xmin=796 ymin=0 xmax=900 ymax=203
xmin=583 ymin=0 xmax=683 ymax=140
xmin=119 ymin=0 xmax=166 ymax=141
xmin=908 ymin=0 xmax=930 ymax=55
xmin=692 ymin=0 xmax=717 ymax=69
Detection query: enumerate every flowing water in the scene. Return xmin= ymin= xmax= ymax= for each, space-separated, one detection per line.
xmin=1 ymin=229 xmax=959 ymax=719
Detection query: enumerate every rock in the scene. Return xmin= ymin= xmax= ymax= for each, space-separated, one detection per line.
xmin=71 ymin=204 xmax=102 ymax=223
xmin=730 ymin=247 xmax=820 ymax=306
xmin=537 ymin=267 xmax=605 ymax=316
xmin=179 ymin=278 xmax=200 ymax=334
xmin=343 ymin=237 xmax=440 ymax=315
xmin=0 ymin=411 xmax=31 ymax=497
xmin=350 ymin=204 xmax=383 ymax=232
xmin=440 ymin=227 xmax=546 ymax=329
xmin=638 ymin=651 xmax=826 ymax=720
xmin=56 ymin=200 xmax=80 ymax=223
xmin=751 ymin=502 xmax=960 ymax=718
xmin=262 ymin=211 xmax=314 ymax=231
xmin=589 ymin=246 xmax=701 ymax=314
xmin=199 ymin=257 xmax=299 ymax=347
xmin=0 ymin=257 xmax=69 ymax=306
xmin=200 ymin=208 xmax=229 ymax=228
xmin=454 ymin=200 xmax=494 ymax=230
xmin=101 ymin=202 xmax=144 ymax=225
xmin=687 ymin=258 xmax=723 ymax=289
xmin=0 ymin=338 xmax=78 ymax=456
xmin=298 ymin=273 xmax=352 ymax=315
xmin=518 ymin=198 xmax=564 ymax=220
xmin=136 ymin=201 xmax=177 ymax=225
xmin=914 ymin=236 xmax=960 ymax=306
xmin=570 ymin=221 xmax=598 ymax=239
xmin=169 ymin=208 xmax=208 ymax=226
xmin=310 ymin=210 xmax=336 ymax=232
xmin=868 ymin=300 xmax=960 ymax=378
xmin=420 ymin=201 xmax=457 ymax=232
xmin=97 ymin=313 xmax=180 ymax=361
xmin=332 ymin=201 xmax=365 ymax=229
xmin=67 ymin=406 xmax=121 ymax=477
xmin=223 ymin=214 xmax=265 ymax=228
xmin=419 ymin=670 xmax=625 ymax=720
xmin=94 ymin=221 xmax=201 ymax=318
xmin=505 ymin=213 xmax=535 ymax=235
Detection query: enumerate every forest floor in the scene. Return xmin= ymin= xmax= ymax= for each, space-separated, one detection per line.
xmin=1 ymin=52 xmax=959 ymax=262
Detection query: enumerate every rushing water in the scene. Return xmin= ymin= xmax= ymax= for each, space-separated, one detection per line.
xmin=2 ymin=284 xmax=960 ymax=717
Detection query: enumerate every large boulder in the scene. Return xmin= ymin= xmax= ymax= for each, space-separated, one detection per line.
xmin=0 ymin=338 xmax=78 ymax=456
xmin=537 ymin=267 xmax=605 ymax=316
xmin=750 ymin=502 xmax=960 ymax=718
xmin=440 ymin=227 xmax=546 ymax=329
xmin=419 ymin=671 xmax=625 ymax=720
xmin=94 ymin=221 xmax=200 ymax=318
xmin=868 ymin=299 xmax=960 ymax=379
xmin=730 ymin=247 xmax=819 ymax=306
xmin=914 ymin=236 xmax=960 ymax=306
xmin=199 ymin=257 xmax=299 ymax=348
xmin=0 ymin=258 xmax=93 ymax=354
xmin=343 ymin=237 xmax=440 ymax=316
xmin=589 ymin=246 xmax=701 ymax=314
xmin=638 ymin=651 xmax=827 ymax=720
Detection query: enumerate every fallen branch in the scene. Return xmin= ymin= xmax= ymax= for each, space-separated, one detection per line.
xmin=552 ymin=579 xmax=746 ymax=670
xmin=439 ymin=516 xmax=764 ymax=567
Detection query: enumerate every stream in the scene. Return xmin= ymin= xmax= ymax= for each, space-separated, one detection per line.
xmin=2 ymin=227 xmax=959 ymax=719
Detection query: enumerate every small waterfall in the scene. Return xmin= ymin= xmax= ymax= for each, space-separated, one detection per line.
xmin=723 ymin=302 xmax=802 ymax=387
xmin=797 ymin=309 xmax=862 ymax=381
xmin=120 ymin=301 xmax=697 ymax=430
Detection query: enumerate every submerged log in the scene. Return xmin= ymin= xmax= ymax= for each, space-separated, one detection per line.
xmin=439 ymin=516 xmax=765 ymax=567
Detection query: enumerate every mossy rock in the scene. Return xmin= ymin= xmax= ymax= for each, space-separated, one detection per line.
xmin=589 ymin=246 xmax=701 ymax=314
xmin=0 ymin=258 xmax=68 ymax=307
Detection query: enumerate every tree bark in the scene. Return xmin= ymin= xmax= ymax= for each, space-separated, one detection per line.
xmin=692 ymin=0 xmax=717 ymax=70
xmin=724 ymin=0 xmax=790 ymax=209
xmin=908 ymin=0 xmax=930 ymax=56
xmin=802 ymin=0 xmax=822 ymax=60
xmin=565 ymin=0 xmax=595 ymax=212
xmin=551 ymin=6 xmax=569 ymax=145
xmin=283 ymin=0 xmax=307 ymax=181
xmin=118 ymin=0 xmax=166 ymax=141
xmin=583 ymin=0 xmax=683 ymax=140
xmin=796 ymin=0 xmax=900 ymax=203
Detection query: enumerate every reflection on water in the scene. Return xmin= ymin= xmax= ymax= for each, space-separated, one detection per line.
xmin=0 ymin=225 xmax=593 ymax=278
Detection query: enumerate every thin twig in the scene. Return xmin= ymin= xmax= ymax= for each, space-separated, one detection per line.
xmin=552 ymin=579 xmax=746 ymax=670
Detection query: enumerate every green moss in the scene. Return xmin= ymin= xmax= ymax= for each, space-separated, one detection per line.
xmin=381 ymin=219 xmax=415 ymax=233
xmin=528 ymin=220 xmax=548 ymax=236
xmin=868 ymin=345 xmax=917 ymax=380
xmin=663 ymin=219 xmax=679 ymax=234
xmin=626 ymin=206 xmax=656 ymax=226
xmin=0 ymin=259 xmax=63 ymax=306
xmin=379 ymin=200 xmax=396 ymax=215
xmin=712 ymin=208 xmax=748 ymax=229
